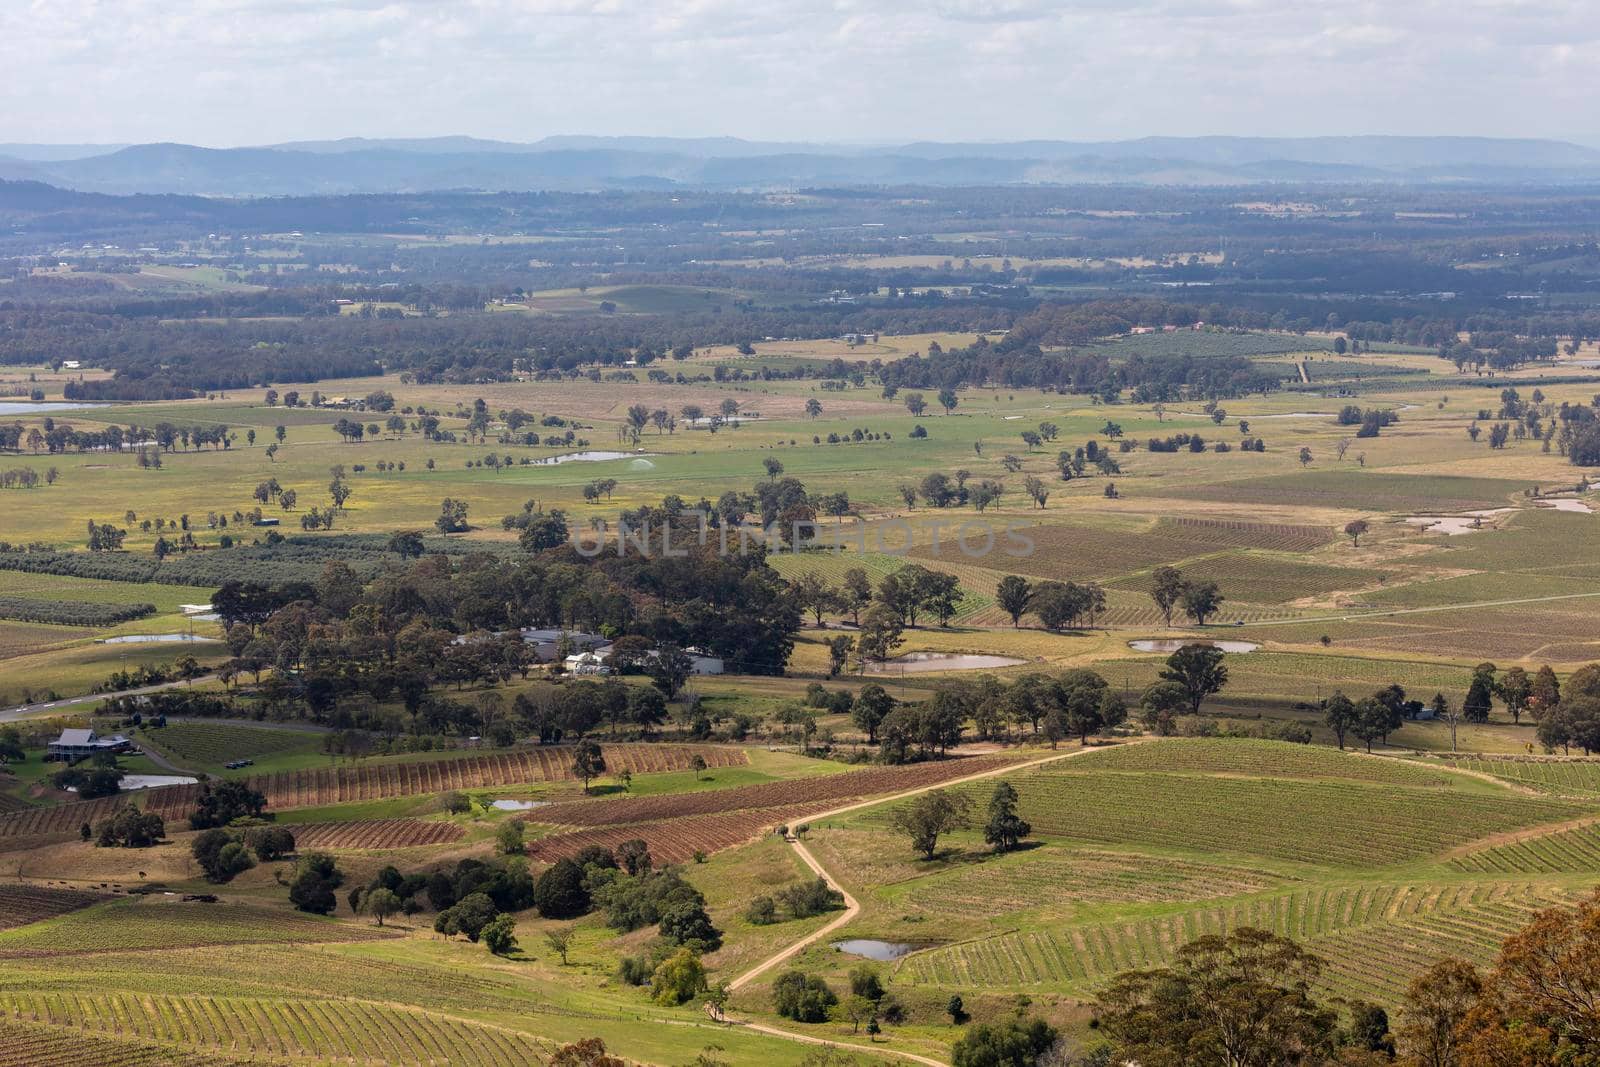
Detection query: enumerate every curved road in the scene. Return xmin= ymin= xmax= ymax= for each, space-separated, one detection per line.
xmin=723 ymin=741 xmax=1140 ymax=1065
xmin=0 ymin=674 xmax=221 ymax=724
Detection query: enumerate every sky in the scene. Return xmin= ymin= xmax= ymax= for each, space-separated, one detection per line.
xmin=2 ymin=0 xmax=1596 ymax=147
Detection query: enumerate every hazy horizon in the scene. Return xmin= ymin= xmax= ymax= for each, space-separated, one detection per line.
xmin=2 ymin=1 xmax=1596 ymax=147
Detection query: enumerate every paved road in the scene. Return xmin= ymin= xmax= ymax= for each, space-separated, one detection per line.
xmin=0 ymin=674 xmax=220 ymax=724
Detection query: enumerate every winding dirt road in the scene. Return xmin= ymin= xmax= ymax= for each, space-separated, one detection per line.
xmin=722 ymin=741 xmax=1138 ymax=1065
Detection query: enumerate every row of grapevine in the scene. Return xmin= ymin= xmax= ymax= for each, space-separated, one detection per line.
xmin=0 ymin=887 xmax=105 ymax=932
xmin=527 ymin=805 xmax=816 ymax=866
xmin=0 ymin=744 xmax=749 ymax=846
xmin=0 ymin=991 xmax=551 ymax=1067
xmin=0 ymin=1016 xmax=247 ymax=1067
xmin=900 ymin=881 xmax=1575 ymax=999
xmin=288 ymin=819 xmax=465 ymax=850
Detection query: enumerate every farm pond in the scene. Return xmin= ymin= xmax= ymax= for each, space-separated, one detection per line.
xmin=1129 ymin=639 xmax=1260 ymax=654
xmin=866 ymin=652 xmax=1026 ymax=674
xmin=100 ymin=634 xmax=221 ymax=644
xmin=833 ymin=939 xmax=926 ymax=962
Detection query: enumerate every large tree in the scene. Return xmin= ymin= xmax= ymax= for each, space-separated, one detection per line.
xmin=992 ymin=575 xmax=1030 ymax=627
xmin=982 ymin=781 xmax=1031 ymax=854
xmin=1150 ymin=565 xmax=1186 ymax=627
xmin=1159 ymin=644 xmax=1229 ymax=715
xmin=1097 ymin=928 xmax=1338 ymax=1067
xmin=890 ymin=789 xmax=972 ymax=860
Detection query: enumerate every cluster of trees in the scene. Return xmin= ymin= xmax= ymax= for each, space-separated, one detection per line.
xmin=288 ymin=852 xmax=346 ymax=914
xmin=1336 ymin=404 xmax=1400 ymax=438
xmin=193 ymin=518 xmax=800 ymax=731
xmin=0 ymin=465 xmax=56 ymax=489
xmin=1322 ymin=684 xmax=1416 ymax=752
xmin=189 ymin=780 xmax=268 ymax=829
xmin=994 ymin=575 xmax=1108 ymax=631
xmin=744 ymin=877 xmax=845 ymax=927
xmin=1147 ymin=566 xmax=1226 ymax=627
xmin=773 ymin=964 xmax=907 ymax=1039
xmin=888 ymin=780 xmax=1035 ymax=861
xmin=53 ymin=757 xmax=123 ymax=799
xmin=91 ymin=805 xmax=164 ymax=848
xmin=790 ymin=563 xmax=961 ymax=636
xmin=878 ymin=304 xmax=1286 ymax=401
xmin=846 ymin=667 xmax=1135 ymax=761
xmin=191 ymin=824 xmax=294 ymax=882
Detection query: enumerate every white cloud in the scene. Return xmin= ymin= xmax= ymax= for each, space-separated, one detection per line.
xmin=0 ymin=0 xmax=1595 ymax=145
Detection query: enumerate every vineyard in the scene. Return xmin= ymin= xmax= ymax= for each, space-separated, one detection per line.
xmin=0 ymin=991 xmax=552 ymax=1067
xmin=0 ymin=744 xmax=750 ymax=847
xmin=875 ymin=769 xmax=1583 ymax=867
xmin=528 ymin=804 xmax=816 ymax=866
xmin=1108 ymin=551 xmax=1384 ymax=605
xmin=0 ymin=886 xmax=105 ymax=931
xmin=530 ymin=754 xmax=1020 ymax=827
xmin=0 ymin=1017 xmax=250 ymax=1067
xmin=897 ymin=847 xmax=1286 ymax=919
xmin=141 ymin=722 xmax=321 ymax=767
xmin=1085 ymin=330 xmax=1345 ymax=359
xmin=1448 ymin=819 xmax=1600 ymax=874
xmin=1155 ymin=516 xmax=1334 ymax=552
xmin=287 ymin=818 xmax=465 ymax=850
xmin=0 ymin=797 xmax=128 ymax=848
xmin=899 ymin=881 xmax=1579 ymax=1002
xmin=1442 ymin=757 xmax=1600 ymax=796
xmin=1159 ymin=471 xmax=1537 ymax=513
xmin=1251 ymin=603 xmax=1600 ymax=662
xmin=0 ymin=621 xmax=76 ymax=661
xmin=0 ymin=900 xmax=400 ymax=959
xmin=1408 ymin=509 xmax=1600 ymax=574
xmin=1054 ymin=738 xmax=1464 ymax=788
xmin=0 ymin=596 xmax=155 ymax=627
xmin=914 ymin=519 xmax=1220 ymax=584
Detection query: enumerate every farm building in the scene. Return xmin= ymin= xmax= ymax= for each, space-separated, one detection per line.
xmin=47 ymin=728 xmax=131 ymax=762
xmin=564 ymin=651 xmax=611 ymax=676
xmin=519 ymin=628 xmax=611 ymax=661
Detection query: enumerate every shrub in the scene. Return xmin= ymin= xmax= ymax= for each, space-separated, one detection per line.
xmin=495 ymin=820 xmax=525 ymax=855
xmin=288 ymin=851 xmax=343 ymax=914
xmin=776 ymin=877 xmax=845 ymax=919
xmin=772 ymin=970 xmax=837 ymax=1023
xmin=617 ymin=955 xmax=653 ymax=986
xmin=245 ymin=825 xmax=296 ymax=861
xmin=533 ymin=858 xmax=589 ymax=919
xmin=481 ymin=913 xmax=518 ymax=956
xmin=651 ymin=947 xmax=707 ymax=1006
xmin=951 ymin=1017 xmax=1059 ymax=1067
xmin=192 ymin=828 xmax=255 ymax=882
xmin=441 ymin=791 xmax=472 ymax=814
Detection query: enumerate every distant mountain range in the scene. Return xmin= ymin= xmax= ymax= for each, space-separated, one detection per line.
xmin=2 ymin=135 xmax=1598 ymax=195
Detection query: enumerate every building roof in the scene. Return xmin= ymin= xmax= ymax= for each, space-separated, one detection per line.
xmin=55 ymin=728 xmax=95 ymax=746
